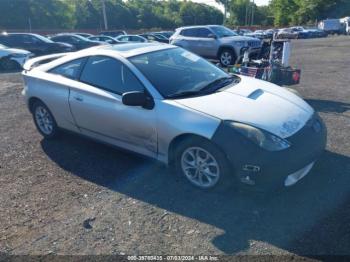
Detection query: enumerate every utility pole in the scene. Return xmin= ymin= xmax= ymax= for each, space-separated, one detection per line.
xmin=101 ymin=0 xmax=108 ymax=30
xmin=251 ymin=0 xmax=255 ymax=26
xmin=224 ymin=0 xmax=228 ymax=25
xmin=28 ymin=17 xmax=32 ymax=32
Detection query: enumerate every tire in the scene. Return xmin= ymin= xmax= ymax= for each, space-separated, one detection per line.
xmin=32 ymin=100 xmax=59 ymax=139
xmin=174 ymin=137 xmax=234 ymax=191
xmin=0 ymin=58 xmax=20 ymax=71
xmin=219 ymin=48 xmax=236 ymax=67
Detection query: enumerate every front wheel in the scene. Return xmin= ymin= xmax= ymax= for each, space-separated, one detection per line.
xmin=174 ymin=137 xmax=234 ymax=191
xmin=219 ymin=49 xmax=236 ymax=67
xmin=32 ymin=100 xmax=59 ymax=139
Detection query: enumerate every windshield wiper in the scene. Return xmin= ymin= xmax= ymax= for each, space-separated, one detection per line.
xmin=166 ymin=76 xmax=237 ymax=99
xmin=166 ymin=90 xmax=202 ymax=99
xmin=199 ymin=76 xmax=236 ymax=93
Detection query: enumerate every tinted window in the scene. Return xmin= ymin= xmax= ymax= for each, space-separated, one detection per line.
xmin=196 ymin=28 xmax=212 ymax=38
xmin=119 ymin=36 xmax=128 ymax=41
xmin=49 ymin=58 xmax=87 ymax=80
xmin=180 ymin=28 xmax=197 ymax=37
xmin=21 ymin=35 xmax=41 ymax=44
xmin=80 ymin=56 xmax=144 ymax=94
xmin=209 ymin=26 xmax=237 ymax=37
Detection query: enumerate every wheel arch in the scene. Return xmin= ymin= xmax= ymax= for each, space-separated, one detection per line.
xmin=217 ymin=45 xmax=237 ymax=59
xmin=28 ymin=96 xmax=44 ymax=113
xmin=167 ymin=133 xmax=232 ymax=169
xmin=168 ymin=133 xmax=210 ymax=166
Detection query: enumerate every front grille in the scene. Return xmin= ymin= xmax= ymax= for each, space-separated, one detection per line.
xmin=248 ymin=41 xmax=261 ymax=48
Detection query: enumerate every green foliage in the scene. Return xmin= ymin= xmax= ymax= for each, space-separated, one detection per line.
xmin=0 ymin=0 xmax=223 ymax=30
xmin=271 ymin=0 xmax=350 ymax=26
xmin=1 ymin=0 xmax=349 ymax=30
xmin=225 ymin=0 xmax=273 ymax=26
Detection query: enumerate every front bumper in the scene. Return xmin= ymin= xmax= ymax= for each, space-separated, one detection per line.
xmin=212 ymin=113 xmax=327 ymax=191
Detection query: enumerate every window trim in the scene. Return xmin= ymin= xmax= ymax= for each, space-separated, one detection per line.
xmin=78 ymin=55 xmax=148 ymax=96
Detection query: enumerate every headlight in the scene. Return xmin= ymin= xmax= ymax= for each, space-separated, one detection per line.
xmin=229 ymin=122 xmax=291 ymax=151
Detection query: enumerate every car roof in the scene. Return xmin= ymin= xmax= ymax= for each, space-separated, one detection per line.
xmin=83 ymin=42 xmax=176 ymax=58
xmin=176 ymin=25 xmax=222 ymax=30
xmin=3 ymin=33 xmax=39 ymax=36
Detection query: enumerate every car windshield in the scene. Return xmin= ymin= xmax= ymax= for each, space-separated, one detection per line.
xmin=129 ymin=48 xmax=238 ymax=98
xmin=209 ymin=26 xmax=237 ymax=38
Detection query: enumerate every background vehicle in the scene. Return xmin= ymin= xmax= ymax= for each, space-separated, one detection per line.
xmin=244 ymin=30 xmax=269 ymax=40
xmin=49 ymin=34 xmax=104 ymax=50
xmin=237 ymin=29 xmax=252 ymax=36
xmin=340 ymin=17 xmax=350 ymax=35
xmin=116 ymin=35 xmax=148 ymax=43
xmin=22 ymin=43 xmax=326 ymax=191
xmin=100 ymin=30 xmax=126 ymax=37
xmin=306 ymin=28 xmax=328 ymax=38
xmin=264 ymin=29 xmax=277 ymax=38
xmin=0 ymin=33 xmax=75 ymax=56
xmin=139 ymin=33 xmax=169 ymax=43
xmin=88 ymin=35 xmax=120 ymax=44
xmin=155 ymin=31 xmax=174 ymax=38
xmin=290 ymin=27 xmax=310 ymax=39
xmin=276 ymin=28 xmax=299 ymax=39
xmin=318 ymin=19 xmax=344 ymax=35
xmin=170 ymin=25 xmax=261 ymax=66
xmin=74 ymin=33 xmax=94 ymax=38
xmin=0 ymin=43 xmax=32 ymax=70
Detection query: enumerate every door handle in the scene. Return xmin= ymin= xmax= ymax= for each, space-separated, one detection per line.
xmin=73 ymin=95 xmax=83 ymax=102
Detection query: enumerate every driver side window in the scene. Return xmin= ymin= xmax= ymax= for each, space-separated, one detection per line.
xmin=80 ymin=56 xmax=144 ymax=95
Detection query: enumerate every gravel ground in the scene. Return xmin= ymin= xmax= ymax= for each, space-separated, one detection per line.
xmin=0 ymin=36 xmax=349 ymax=259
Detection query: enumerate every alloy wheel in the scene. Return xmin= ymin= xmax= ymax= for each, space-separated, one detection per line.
xmin=220 ymin=51 xmax=232 ymax=66
xmin=34 ymin=106 xmax=54 ymax=135
xmin=181 ymin=146 xmax=220 ymax=188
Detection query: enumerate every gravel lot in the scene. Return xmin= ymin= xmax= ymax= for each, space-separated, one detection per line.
xmin=0 ymin=36 xmax=349 ymax=258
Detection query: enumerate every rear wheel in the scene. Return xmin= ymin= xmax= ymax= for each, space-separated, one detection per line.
xmin=174 ymin=137 xmax=234 ymax=191
xmin=0 ymin=58 xmax=20 ymax=71
xmin=32 ymin=100 xmax=59 ymax=139
xmin=219 ymin=48 xmax=236 ymax=67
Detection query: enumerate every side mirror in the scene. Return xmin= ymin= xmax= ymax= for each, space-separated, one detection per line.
xmin=208 ymin=34 xmax=217 ymax=39
xmin=122 ymin=91 xmax=154 ymax=109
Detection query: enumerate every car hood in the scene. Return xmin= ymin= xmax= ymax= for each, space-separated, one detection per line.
xmin=174 ymin=76 xmax=314 ymax=138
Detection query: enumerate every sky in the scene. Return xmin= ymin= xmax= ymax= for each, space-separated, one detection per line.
xmin=189 ymin=0 xmax=270 ymax=12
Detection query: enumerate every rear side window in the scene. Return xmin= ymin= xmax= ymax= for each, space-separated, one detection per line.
xmin=180 ymin=28 xmax=197 ymax=37
xmin=80 ymin=56 xmax=144 ymax=95
xmin=196 ymin=28 xmax=212 ymax=38
xmin=49 ymin=58 xmax=87 ymax=80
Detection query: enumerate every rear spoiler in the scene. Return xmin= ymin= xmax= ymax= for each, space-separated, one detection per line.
xmin=23 ymin=53 xmax=69 ymax=71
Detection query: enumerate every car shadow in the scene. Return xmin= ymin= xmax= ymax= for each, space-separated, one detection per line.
xmin=41 ymin=132 xmax=350 ymax=256
xmin=306 ymin=99 xmax=350 ymax=115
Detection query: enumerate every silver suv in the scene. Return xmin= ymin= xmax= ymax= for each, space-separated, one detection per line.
xmin=170 ymin=25 xmax=262 ymax=66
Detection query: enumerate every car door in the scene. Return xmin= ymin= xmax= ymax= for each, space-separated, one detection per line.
xmin=178 ymin=28 xmax=200 ymax=54
xmin=69 ymin=55 xmax=157 ymax=158
xmin=13 ymin=35 xmax=42 ymax=55
xmin=193 ymin=28 xmax=217 ymax=58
